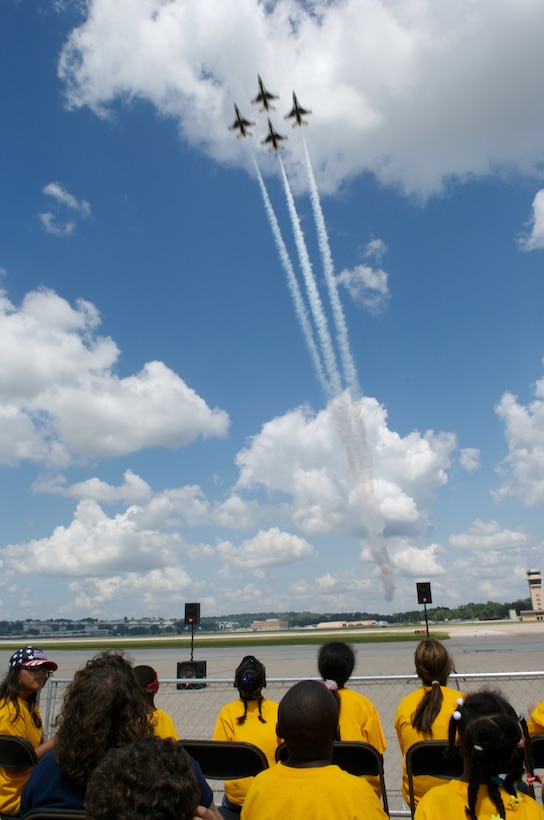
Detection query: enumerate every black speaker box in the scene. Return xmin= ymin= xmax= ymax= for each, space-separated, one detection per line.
xmin=184 ymin=602 xmax=201 ymax=625
xmin=177 ymin=660 xmax=207 ymax=690
xmin=416 ymin=581 xmax=432 ymax=605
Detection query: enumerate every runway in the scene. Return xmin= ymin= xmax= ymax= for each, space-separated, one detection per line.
xmin=1 ymin=619 xmax=543 ymax=679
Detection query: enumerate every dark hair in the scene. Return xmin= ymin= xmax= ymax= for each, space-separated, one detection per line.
xmin=411 ymin=639 xmax=454 ymax=737
xmin=55 ymin=651 xmax=153 ymax=792
xmin=317 ymin=641 xmax=355 ymax=688
xmin=448 ymin=690 xmax=531 ymax=820
xmin=0 ymin=668 xmax=43 ymax=730
xmin=85 ymin=736 xmax=199 ymax=820
xmin=234 ymin=656 xmax=267 ymax=725
xmin=134 ymin=665 xmax=157 ymax=689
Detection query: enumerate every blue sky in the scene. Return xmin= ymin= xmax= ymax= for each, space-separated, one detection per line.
xmin=1 ymin=0 xmax=544 ymax=620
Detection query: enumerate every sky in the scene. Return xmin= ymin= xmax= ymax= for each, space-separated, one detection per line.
xmin=1 ymin=0 xmax=544 ymax=621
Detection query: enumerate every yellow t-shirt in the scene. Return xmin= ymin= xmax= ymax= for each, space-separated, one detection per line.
xmin=337 ymin=687 xmax=386 ymax=751
xmin=415 ymin=778 xmax=544 ymax=820
xmin=528 ymin=701 xmax=544 ymax=735
xmin=151 ymin=707 xmax=179 ymax=740
xmin=213 ymin=697 xmax=280 ymax=806
xmin=241 ymin=761 xmax=388 ymax=820
xmin=394 ymin=684 xmax=465 ymax=806
xmin=0 ymin=696 xmax=44 ymax=815
xmin=336 ymin=686 xmax=386 ymax=796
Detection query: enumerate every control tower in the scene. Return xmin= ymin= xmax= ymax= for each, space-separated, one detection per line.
xmin=526 ymin=568 xmax=544 ymax=613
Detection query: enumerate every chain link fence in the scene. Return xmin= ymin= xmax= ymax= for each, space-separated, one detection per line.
xmin=42 ymin=671 xmax=544 ymax=815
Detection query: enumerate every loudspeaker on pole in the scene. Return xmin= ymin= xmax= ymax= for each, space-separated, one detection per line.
xmin=184 ymin=602 xmax=201 ymax=625
xmin=416 ymin=581 xmax=432 ymax=605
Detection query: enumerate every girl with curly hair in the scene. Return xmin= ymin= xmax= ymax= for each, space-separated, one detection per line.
xmin=19 ymin=651 xmax=152 ymax=814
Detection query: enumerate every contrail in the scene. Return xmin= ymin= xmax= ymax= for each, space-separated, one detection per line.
xmin=278 ymin=155 xmax=342 ymax=398
xmin=303 ymin=135 xmax=359 ymax=395
xmin=252 ymin=156 xmax=329 ymax=394
xmin=300 ymin=139 xmax=395 ymax=599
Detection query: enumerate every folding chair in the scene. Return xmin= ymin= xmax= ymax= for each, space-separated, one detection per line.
xmin=0 ymin=734 xmax=38 ymax=769
xmin=275 ymin=740 xmax=389 ymax=813
xmin=527 ymin=733 xmax=544 ymax=802
xmin=530 ymin=734 xmax=544 ymax=769
xmin=182 ymin=740 xmax=269 ymax=819
xmin=405 ymin=739 xmax=463 ymax=817
xmin=0 ymin=734 xmax=39 ymax=819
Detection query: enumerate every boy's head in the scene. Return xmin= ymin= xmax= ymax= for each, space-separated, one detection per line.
xmin=317 ymin=641 xmax=355 ymax=687
xmin=277 ymin=680 xmax=339 ymax=762
xmin=85 ymin=736 xmax=199 ymax=820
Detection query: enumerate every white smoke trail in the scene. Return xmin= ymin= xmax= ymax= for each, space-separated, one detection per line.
xmin=300 ymin=140 xmax=395 ymax=599
xmin=252 ymin=156 xmax=329 ymax=394
xmin=278 ymin=155 xmax=342 ymax=398
xmin=251 ymin=146 xmax=395 ymax=599
xmin=303 ymin=135 xmax=359 ymax=396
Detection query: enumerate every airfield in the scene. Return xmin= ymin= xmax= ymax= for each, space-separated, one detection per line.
xmin=1 ymin=618 xmax=543 ymax=679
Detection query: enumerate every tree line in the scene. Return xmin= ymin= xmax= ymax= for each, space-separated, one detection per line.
xmin=0 ymin=597 xmax=531 ymax=638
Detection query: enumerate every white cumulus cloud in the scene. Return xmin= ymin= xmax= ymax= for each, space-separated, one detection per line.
xmin=235 ymin=393 xmax=456 ymax=538
xmin=3 ymin=499 xmax=183 ymax=576
xmin=216 ymin=527 xmax=316 ymax=575
xmin=449 ymin=519 xmax=531 ymax=552
xmin=495 ymin=371 xmax=544 ymax=507
xmin=0 ymin=287 xmax=229 ymax=465
xmin=518 ymin=188 xmax=544 ymax=251
xmin=57 ymin=0 xmax=544 ymax=197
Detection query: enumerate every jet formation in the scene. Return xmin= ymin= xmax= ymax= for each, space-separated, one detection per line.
xmin=229 ymin=76 xmax=311 ymax=151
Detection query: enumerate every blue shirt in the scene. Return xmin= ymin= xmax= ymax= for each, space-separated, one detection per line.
xmin=20 ymin=748 xmax=213 ymax=815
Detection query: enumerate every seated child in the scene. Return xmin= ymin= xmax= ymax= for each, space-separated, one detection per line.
xmin=85 ymin=736 xmax=200 ymax=820
xmin=318 ymin=641 xmax=386 ymax=795
xmin=395 ymin=638 xmax=465 ymax=807
xmin=415 ymin=689 xmax=543 ymax=820
xmin=213 ymin=655 xmax=279 ymax=812
xmin=134 ymin=664 xmax=179 ymax=739
xmin=241 ymin=679 xmax=388 ymax=820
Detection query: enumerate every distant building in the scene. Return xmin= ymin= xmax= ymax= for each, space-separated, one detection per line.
xmin=520 ymin=569 xmax=544 ymax=621
xmin=252 ymin=618 xmax=288 ymax=631
xmin=316 ymin=620 xmax=379 ymax=629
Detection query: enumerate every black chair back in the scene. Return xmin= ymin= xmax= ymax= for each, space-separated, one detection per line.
xmin=181 ymin=739 xmax=268 ymax=780
xmin=406 ymin=739 xmax=463 ymax=817
xmin=0 ymin=734 xmax=38 ymax=768
xmin=530 ymin=734 xmax=544 ymax=769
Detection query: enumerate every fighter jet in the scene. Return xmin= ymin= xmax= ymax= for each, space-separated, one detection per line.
xmin=261 ymin=118 xmax=287 ymax=152
xmin=284 ymin=92 xmax=312 ymax=127
xmin=251 ymin=75 xmax=279 ymax=112
xmin=228 ymin=104 xmax=255 ymax=138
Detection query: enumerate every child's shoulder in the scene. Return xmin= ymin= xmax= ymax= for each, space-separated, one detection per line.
xmin=339 ymin=687 xmax=375 ymax=706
